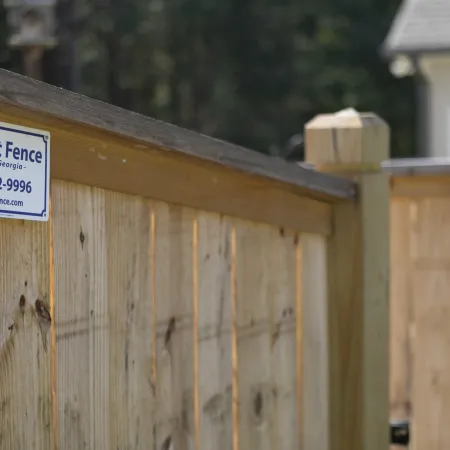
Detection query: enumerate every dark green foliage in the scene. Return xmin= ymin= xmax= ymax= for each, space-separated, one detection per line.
xmin=0 ymin=0 xmax=415 ymax=157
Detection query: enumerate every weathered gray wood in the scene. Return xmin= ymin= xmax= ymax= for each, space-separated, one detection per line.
xmin=0 ymin=69 xmax=355 ymax=201
xmin=382 ymin=157 xmax=450 ymax=175
xmin=301 ymin=157 xmax=450 ymax=176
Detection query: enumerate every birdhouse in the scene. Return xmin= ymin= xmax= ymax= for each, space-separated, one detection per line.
xmin=4 ymin=0 xmax=57 ymax=48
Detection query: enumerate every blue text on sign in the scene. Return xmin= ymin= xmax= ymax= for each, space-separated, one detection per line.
xmin=5 ymin=141 xmax=43 ymax=163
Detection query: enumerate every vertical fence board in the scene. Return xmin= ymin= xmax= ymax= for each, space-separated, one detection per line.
xmin=234 ymin=221 xmax=299 ymax=450
xmin=235 ymin=221 xmax=273 ymax=450
xmin=154 ymin=203 xmax=195 ymax=450
xmin=266 ymin=227 xmax=299 ymax=450
xmin=390 ymin=199 xmax=413 ymax=450
xmin=52 ymin=181 xmax=109 ymax=449
xmin=197 ymin=213 xmax=233 ymax=450
xmin=90 ymin=191 xmax=109 ymax=449
xmin=0 ymin=218 xmax=52 ymax=450
xmin=301 ymin=232 xmax=328 ymax=450
xmin=105 ymin=191 xmax=154 ymax=449
xmin=53 ymin=182 xmax=155 ymax=449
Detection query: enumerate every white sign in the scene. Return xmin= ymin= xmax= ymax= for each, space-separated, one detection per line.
xmin=0 ymin=121 xmax=50 ymax=222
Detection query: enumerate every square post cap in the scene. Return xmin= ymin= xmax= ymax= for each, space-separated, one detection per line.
xmin=305 ymin=108 xmax=390 ymax=174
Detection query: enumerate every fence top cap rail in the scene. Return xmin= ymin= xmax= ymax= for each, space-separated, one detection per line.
xmin=0 ymin=69 xmax=356 ymax=201
xmin=383 ymin=157 xmax=450 ymax=176
xmin=301 ymin=157 xmax=450 ymax=177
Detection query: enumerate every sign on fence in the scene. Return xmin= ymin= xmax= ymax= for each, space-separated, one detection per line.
xmin=0 ymin=121 xmax=50 ymax=221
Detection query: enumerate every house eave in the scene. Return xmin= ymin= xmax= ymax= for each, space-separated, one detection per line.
xmin=381 ymin=44 xmax=450 ymax=61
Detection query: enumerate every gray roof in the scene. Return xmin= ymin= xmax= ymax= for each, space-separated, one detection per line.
xmin=383 ymin=0 xmax=450 ymax=56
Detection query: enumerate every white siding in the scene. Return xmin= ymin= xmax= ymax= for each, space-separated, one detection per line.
xmin=420 ymin=55 xmax=450 ymax=157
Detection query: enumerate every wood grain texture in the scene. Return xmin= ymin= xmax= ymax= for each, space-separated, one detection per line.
xmin=0 ymin=178 xmax=307 ymax=449
xmin=390 ymin=180 xmax=450 ymax=450
xmin=52 ymin=181 xmax=108 ymax=449
xmin=301 ymin=233 xmax=328 ymax=450
xmin=52 ymin=180 xmax=154 ymax=449
xmin=409 ymin=197 xmax=450 ymax=450
xmin=411 ymin=269 xmax=450 ymax=449
xmin=234 ymin=220 xmax=299 ymax=450
xmin=389 ymin=199 xmax=413 ymax=450
xmin=0 ymin=218 xmax=52 ymax=450
xmin=391 ymin=175 xmax=450 ymax=198
xmin=196 ymin=213 xmax=233 ymax=450
xmin=153 ymin=202 xmax=195 ymax=450
xmin=391 ymin=176 xmax=450 ymax=450
xmin=105 ymin=190 xmax=154 ymax=449
xmin=0 ymin=69 xmax=355 ymax=202
xmin=265 ymin=227 xmax=299 ymax=450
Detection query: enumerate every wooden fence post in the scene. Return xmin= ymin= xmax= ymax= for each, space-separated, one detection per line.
xmin=303 ymin=109 xmax=390 ymax=450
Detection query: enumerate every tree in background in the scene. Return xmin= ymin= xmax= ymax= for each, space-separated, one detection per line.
xmin=0 ymin=0 xmax=415 ymax=158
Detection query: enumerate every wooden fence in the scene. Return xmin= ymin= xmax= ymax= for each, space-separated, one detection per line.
xmin=0 ymin=69 xmax=390 ymax=450
xmin=389 ymin=159 xmax=450 ymax=450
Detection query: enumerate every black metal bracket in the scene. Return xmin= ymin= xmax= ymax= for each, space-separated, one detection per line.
xmin=390 ymin=420 xmax=410 ymax=446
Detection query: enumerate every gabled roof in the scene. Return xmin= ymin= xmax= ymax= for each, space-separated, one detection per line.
xmin=383 ymin=0 xmax=450 ymax=57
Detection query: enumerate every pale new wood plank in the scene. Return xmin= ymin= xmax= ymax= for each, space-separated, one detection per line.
xmin=412 ymin=269 xmax=450 ymax=449
xmin=301 ymin=233 xmax=328 ymax=450
xmin=196 ymin=212 xmax=233 ymax=450
xmin=0 ymin=218 xmax=52 ymax=449
xmin=409 ymin=197 xmax=450 ymax=450
xmin=105 ymin=190 xmax=154 ymax=449
xmin=234 ymin=220 xmax=299 ymax=450
xmin=266 ymin=227 xmax=299 ymax=450
xmin=153 ymin=202 xmax=195 ymax=450
xmin=412 ymin=197 xmax=450 ymax=260
xmin=391 ymin=175 xmax=450 ymax=198
xmin=51 ymin=180 xmax=109 ymax=449
xmin=234 ymin=221 xmax=273 ymax=450
xmin=90 ymin=189 xmax=109 ymax=450
xmin=389 ymin=199 xmax=413 ymax=450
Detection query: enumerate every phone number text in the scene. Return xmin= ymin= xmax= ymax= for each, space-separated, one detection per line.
xmin=0 ymin=177 xmax=32 ymax=193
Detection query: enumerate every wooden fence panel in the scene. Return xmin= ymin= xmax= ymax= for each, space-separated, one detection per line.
xmin=0 ymin=218 xmax=52 ymax=449
xmin=0 ymin=70 xmax=375 ymax=450
xmin=391 ymin=191 xmax=450 ymax=450
xmin=234 ymin=220 xmax=299 ymax=450
xmin=0 ymin=183 xmax=326 ymax=450
xmin=411 ymin=197 xmax=450 ymax=449
xmin=412 ymin=269 xmax=450 ymax=448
